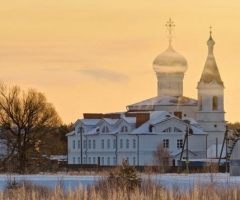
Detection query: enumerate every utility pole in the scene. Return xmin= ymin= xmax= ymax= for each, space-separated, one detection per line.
xmin=186 ymin=126 xmax=189 ymax=174
xmin=177 ymin=125 xmax=190 ymax=174
xmin=177 ymin=134 xmax=186 ymax=174
xmin=225 ymin=129 xmax=228 ymax=173
xmin=80 ymin=125 xmax=83 ymax=167
xmin=218 ymin=127 xmax=228 ymax=170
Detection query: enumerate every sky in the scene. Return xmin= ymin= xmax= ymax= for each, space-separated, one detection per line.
xmin=1 ymin=1 xmax=240 ymax=124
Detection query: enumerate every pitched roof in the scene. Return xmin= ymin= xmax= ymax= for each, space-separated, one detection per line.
xmin=199 ymin=36 xmax=224 ymax=86
xmin=127 ymin=96 xmax=197 ymax=111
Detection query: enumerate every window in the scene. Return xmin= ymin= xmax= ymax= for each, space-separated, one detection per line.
xmin=83 ymin=140 xmax=86 ymax=148
xmin=174 ymin=111 xmax=182 ymax=119
xmin=73 ymin=140 xmax=75 ymax=149
xmin=101 ymin=157 xmax=104 ymax=165
xmin=93 ymin=140 xmax=96 ymax=149
xmin=96 ymin=128 xmax=100 ymax=134
xmin=93 ymin=157 xmax=96 ymax=164
xmin=88 ymin=140 xmax=91 ymax=149
xmin=73 ymin=157 xmax=75 ymax=164
xmin=102 ymin=126 xmax=105 ymax=133
xmin=149 ymin=125 xmax=153 ymax=132
xmin=113 ymin=139 xmax=116 ymax=148
xmin=199 ymin=96 xmax=202 ymax=111
xmin=126 ymin=139 xmax=129 ymax=149
xmin=126 ymin=157 xmax=129 ymax=163
xmin=78 ymin=157 xmax=80 ymax=164
xmin=163 ymin=127 xmax=171 ymax=132
xmin=121 ymin=125 xmax=128 ymax=132
xmin=83 ymin=157 xmax=86 ymax=164
xmin=107 ymin=139 xmax=110 ymax=149
xmin=133 ymin=157 xmax=136 ymax=165
xmin=89 ymin=157 xmax=91 ymax=164
xmin=101 ymin=139 xmax=104 ymax=149
xmin=133 ymin=139 xmax=136 ymax=149
xmin=107 ymin=157 xmax=110 ymax=165
xmin=174 ymin=127 xmax=182 ymax=132
xmin=163 ymin=139 xmax=169 ymax=148
xmin=78 ymin=140 xmax=80 ymax=149
xmin=102 ymin=126 xmax=110 ymax=133
xmin=113 ymin=157 xmax=117 ymax=165
xmin=213 ymin=96 xmax=218 ymax=110
xmin=120 ymin=139 xmax=123 ymax=149
xmin=177 ymin=139 xmax=183 ymax=148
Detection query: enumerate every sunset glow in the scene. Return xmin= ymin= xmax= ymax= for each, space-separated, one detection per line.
xmin=1 ymin=1 xmax=240 ymax=123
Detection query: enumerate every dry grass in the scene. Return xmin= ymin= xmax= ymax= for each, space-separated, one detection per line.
xmin=1 ymin=176 xmax=240 ymax=200
xmin=62 ymin=169 xmax=111 ymax=176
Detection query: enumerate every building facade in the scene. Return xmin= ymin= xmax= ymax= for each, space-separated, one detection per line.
xmin=67 ymin=111 xmax=207 ymax=165
xmin=67 ymin=20 xmax=226 ymax=165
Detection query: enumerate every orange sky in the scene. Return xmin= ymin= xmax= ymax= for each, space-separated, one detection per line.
xmin=1 ymin=1 xmax=240 ymax=124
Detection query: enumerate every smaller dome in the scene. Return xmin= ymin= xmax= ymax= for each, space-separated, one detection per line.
xmin=153 ymin=43 xmax=188 ymax=73
xmin=207 ymin=36 xmax=215 ymax=46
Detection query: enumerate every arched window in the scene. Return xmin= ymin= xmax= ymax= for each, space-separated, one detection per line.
xmin=102 ymin=126 xmax=109 ymax=133
xmin=121 ymin=126 xmax=124 ymax=132
xmin=174 ymin=127 xmax=182 ymax=132
xmin=120 ymin=125 xmax=128 ymax=133
xmin=163 ymin=127 xmax=171 ymax=132
xmin=212 ymin=96 xmax=218 ymax=110
xmin=199 ymin=96 xmax=202 ymax=111
xmin=102 ymin=126 xmax=106 ymax=133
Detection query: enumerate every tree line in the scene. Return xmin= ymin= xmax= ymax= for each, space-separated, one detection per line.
xmin=0 ymin=83 xmax=72 ymax=174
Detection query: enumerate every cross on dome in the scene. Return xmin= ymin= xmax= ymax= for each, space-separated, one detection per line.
xmin=153 ymin=18 xmax=188 ymax=78
xmin=209 ymin=26 xmax=212 ymax=36
xmin=165 ymin=18 xmax=175 ymax=39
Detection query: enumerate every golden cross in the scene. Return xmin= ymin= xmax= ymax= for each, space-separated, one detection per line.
xmin=210 ymin=26 xmax=212 ymax=36
xmin=165 ymin=18 xmax=175 ymax=39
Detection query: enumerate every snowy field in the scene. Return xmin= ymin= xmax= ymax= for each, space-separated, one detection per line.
xmin=0 ymin=174 xmax=100 ymax=191
xmin=149 ymin=173 xmax=237 ymax=189
xmin=0 ymin=173 xmax=239 ymax=191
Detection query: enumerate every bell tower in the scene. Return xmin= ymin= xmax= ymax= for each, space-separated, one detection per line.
xmin=196 ymin=27 xmax=226 ymax=148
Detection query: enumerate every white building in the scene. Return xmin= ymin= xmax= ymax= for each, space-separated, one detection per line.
xmin=66 ymin=20 xmax=226 ymax=165
xmin=67 ymin=111 xmax=207 ymax=165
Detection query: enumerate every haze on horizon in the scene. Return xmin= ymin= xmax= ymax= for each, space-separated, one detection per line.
xmin=1 ymin=1 xmax=240 ymax=124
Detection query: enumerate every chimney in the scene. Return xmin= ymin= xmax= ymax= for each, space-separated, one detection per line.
xmin=103 ymin=113 xmax=121 ymax=119
xmin=125 ymin=112 xmax=150 ymax=128
xmin=83 ymin=113 xmax=103 ymax=119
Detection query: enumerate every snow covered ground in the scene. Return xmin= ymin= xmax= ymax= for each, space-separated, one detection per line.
xmin=0 ymin=174 xmax=100 ymax=191
xmin=0 ymin=173 xmax=239 ymax=191
xmin=149 ymin=173 xmax=236 ymax=189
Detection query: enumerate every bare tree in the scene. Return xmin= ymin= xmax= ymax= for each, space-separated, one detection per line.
xmin=153 ymin=142 xmax=170 ymax=173
xmin=0 ymin=83 xmax=62 ymax=174
xmin=203 ymin=161 xmax=219 ymax=183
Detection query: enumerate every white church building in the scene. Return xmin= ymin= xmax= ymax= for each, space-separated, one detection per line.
xmin=66 ymin=19 xmax=226 ymax=166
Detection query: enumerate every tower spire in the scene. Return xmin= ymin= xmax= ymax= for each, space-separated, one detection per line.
xmin=198 ymin=29 xmax=223 ymax=86
xmin=209 ymin=25 xmax=212 ymax=37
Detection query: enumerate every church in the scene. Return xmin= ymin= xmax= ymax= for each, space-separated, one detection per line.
xmin=66 ymin=19 xmax=226 ymax=166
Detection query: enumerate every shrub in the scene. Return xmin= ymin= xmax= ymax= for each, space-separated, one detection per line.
xmin=108 ymin=159 xmax=141 ymax=191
